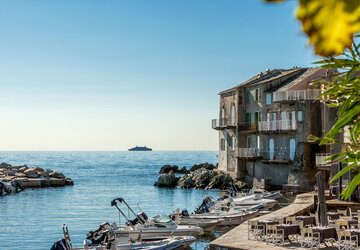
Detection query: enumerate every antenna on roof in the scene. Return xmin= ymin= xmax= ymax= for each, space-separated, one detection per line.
xmin=265 ymin=68 xmax=270 ymax=72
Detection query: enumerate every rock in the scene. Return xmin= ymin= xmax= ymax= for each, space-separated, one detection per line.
xmin=189 ymin=163 xmax=216 ymax=172
xmin=49 ymin=171 xmax=65 ymax=179
xmin=15 ymin=173 xmax=26 ymax=177
xmin=159 ymin=165 xmax=178 ymax=174
xmin=27 ymin=173 xmax=39 ymax=178
xmin=192 ymin=168 xmax=217 ymax=189
xmin=177 ymin=174 xmax=195 ymax=188
xmin=0 ymin=162 xmax=11 ymax=168
xmin=19 ymin=166 xmax=28 ymax=172
xmin=154 ymin=170 xmax=177 ymax=187
xmin=24 ymin=168 xmax=36 ymax=176
xmin=178 ymin=166 xmax=189 ymax=174
xmin=42 ymin=169 xmax=52 ymax=178
xmin=7 ymin=170 xmax=17 ymax=176
xmin=205 ymin=172 xmax=234 ymax=190
xmin=65 ymin=178 xmax=74 ymax=185
xmin=35 ymin=167 xmax=45 ymax=176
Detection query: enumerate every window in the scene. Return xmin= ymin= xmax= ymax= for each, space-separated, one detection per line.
xmin=290 ymin=139 xmax=296 ymax=160
xmin=220 ymin=138 xmax=225 ymax=151
xmin=245 ymin=112 xmax=251 ymax=123
xmin=246 ymin=90 xmax=250 ymax=104
xmin=256 ymin=135 xmax=260 ymax=149
xmin=221 ymin=107 xmax=225 ymax=125
xmin=232 ymin=136 xmax=236 ymax=150
xmin=255 ymin=88 xmax=261 ymax=102
xmin=298 ymin=111 xmax=303 ymax=122
xmin=254 ymin=111 xmax=260 ymax=124
xmin=266 ymin=93 xmax=272 ymax=105
xmin=269 ymin=139 xmax=274 ymax=160
xmin=231 ymin=105 xmax=236 ymax=125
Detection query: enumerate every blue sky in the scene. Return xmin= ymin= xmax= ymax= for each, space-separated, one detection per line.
xmin=0 ymin=0 xmax=319 ymax=150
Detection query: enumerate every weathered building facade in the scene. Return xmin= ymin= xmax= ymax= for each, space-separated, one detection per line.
xmin=212 ymin=67 xmax=337 ymax=191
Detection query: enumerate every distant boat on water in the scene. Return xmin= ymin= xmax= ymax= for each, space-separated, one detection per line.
xmin=128 ymin=146 xmax=152 ymax=151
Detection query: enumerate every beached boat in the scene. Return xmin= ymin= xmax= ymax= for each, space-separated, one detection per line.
xmin=128 ymin=146 xmax=152 ymax=151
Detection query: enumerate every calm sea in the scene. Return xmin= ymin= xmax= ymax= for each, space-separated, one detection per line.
xmin=0 ymin=151 xmax=222 ymax=250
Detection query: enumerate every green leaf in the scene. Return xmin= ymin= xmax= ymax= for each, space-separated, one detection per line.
xmin=341 ymin=171 xmax=360 ymax=199
xmin=330 ymin=162 xmax=357 ymax=182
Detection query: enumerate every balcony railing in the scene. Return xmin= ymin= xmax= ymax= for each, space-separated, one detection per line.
xmin=237 ymin=148 xmax=261 ymax=158
xmin=262 ymin=150 xmax=294 ymax=161
xmin=211 ymin=118 xmax=236 ymax=129
xmin=316 ymin=153 xmax=331 ymax=167
xmin=273 ymin=90 xmax=321 ymax=102
xmin=258 ymin=120 xmax=296 ymax=132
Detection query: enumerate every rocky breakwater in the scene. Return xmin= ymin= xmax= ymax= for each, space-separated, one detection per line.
xmin=154 ymin=163 xmax=248 ymax=190
xmin=0 ymin=162 xmax=74 ymax=195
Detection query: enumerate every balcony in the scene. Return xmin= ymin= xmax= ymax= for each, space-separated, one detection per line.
xmin=238 ymin=122 xmax=258 ymax=132
xmin=237 ymin=148 xmax=261 ymax=158
xmin=211 ymin=118 xmax=236 ymax=130
xmin=273 ymin=90 xmax=321 ymax=103
xmin=316 ymin=153 xmax=331 ymax=167
xmin=258 ymin=120 xmax=296 ymax=132
xmin=262 ymin=150 xmax=293 ymax=164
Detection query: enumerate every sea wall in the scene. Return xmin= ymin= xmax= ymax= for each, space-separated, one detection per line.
xmin=0 ymin=162 xmax=74 ymax=196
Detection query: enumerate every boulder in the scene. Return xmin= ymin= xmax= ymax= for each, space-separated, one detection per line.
xmin=177 ymin=174 xmax=195 ymax=188
xmin=19 ymin=166 xmax=28 ymax=172
xmin=65 ymin=178 xmax=74 ymax=186
xmin=7 ymin=170 xmax=17 ymax=176
xmin=205 ymin=172 xmax=234 ymax=190
xmin=178 ymin=166 xmax=189 ymax=174
xmin=159 ymin=165 xmax=178 ymax=174
xmin=35 ymin=167 xmax=45 ymax=176
xmin=192 ymin=168 xmax=217 ymax=189
xmin=189 ymin=163 xmax=216 ymax=172
xmin=49 ymin=171 xmax=65 ymax=179
xmin=24 ymin=168 xmax=36 ymax=176
xmin=15 ymin=173 xmax=26 ymax=178
xmin=154 ymin=170 xmax=177 ymax=187
xmin=26 ymin=173 xmax=39 ymax=178
xmin=234 ymin=180 xmax=249 ymax=190
xmin=0 ymin=162 xmax=11 ymax=169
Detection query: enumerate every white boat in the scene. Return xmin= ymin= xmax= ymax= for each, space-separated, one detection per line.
xmin=177 ymin=218 xmax=221 ymax=232
xmin=178 ymin=209 xmax=259 ymax=226
xmin=72 ymin=236 xmax=195 ymax=250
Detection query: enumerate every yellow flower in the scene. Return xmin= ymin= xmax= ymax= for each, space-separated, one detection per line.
xmin=297 ymin=0 xmax=360 ymax=56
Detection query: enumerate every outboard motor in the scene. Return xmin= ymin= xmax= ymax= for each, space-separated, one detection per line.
xmin=181 ymin=210 xmax=189 ymax=217
xmin=86 ymin=222 xmax=111 ymax=245
xmin=137 ymin=212 xmax=148 ymax=224
xmin=50 ymin=239 xmax=67 ymax=250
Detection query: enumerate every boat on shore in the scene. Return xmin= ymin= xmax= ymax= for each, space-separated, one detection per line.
xmin=128 ymin=146 xmax=152 ymax=151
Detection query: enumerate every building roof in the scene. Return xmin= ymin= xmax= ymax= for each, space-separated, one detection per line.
xmin=219 ymin=67 xmax=329 ymax=95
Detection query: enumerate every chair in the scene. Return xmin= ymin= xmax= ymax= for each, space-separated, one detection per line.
xmin=295 ymin=220 xmax=304 ymax=228
xmin=341 ymin=216 xmax=353 ymax=220
xmin=266 ymin=224 xmax=285 ymax=245
xmin=336 ymin=220 xmax=350 ymax=229
xmin=338 ymin=209 xmax=347 ymax=216
xmin=275 ymin=217 xmax=284 ymax=224
xmin=301 ymin=228 xmax=320 ymax=248
xmin=338 ymin=230 xmax=358 ymax=250
xmin=285 ymin=216 xmax=296 ymax=224
xmin=248 ymin=220 xmax=259 ymax=240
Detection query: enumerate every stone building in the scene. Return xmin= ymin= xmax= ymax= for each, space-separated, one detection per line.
xmin=212 ymin=67 xmax=337 ymax=191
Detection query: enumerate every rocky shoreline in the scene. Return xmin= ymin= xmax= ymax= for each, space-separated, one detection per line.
xmin=0 ymin=162 xmax=74 ymax=196
xmin=154 ymin=163 xmax=249 ymax=190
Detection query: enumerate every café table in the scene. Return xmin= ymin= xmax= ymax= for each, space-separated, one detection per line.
xmin=295 ymin=216 xmax=316 ymax=226
xmin=276 ymin=224 xmax=300 ymax=242
xmin=312 ymin=226 xmax=338 ymax=246
xmin=327 ymin=212 xmax=341 ymax=220
xmin=347 ymin=229 xmax=360 ymax=246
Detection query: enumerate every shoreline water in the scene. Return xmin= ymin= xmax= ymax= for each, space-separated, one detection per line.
xmin=0 ymin=151 xmax=219 ymax=249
